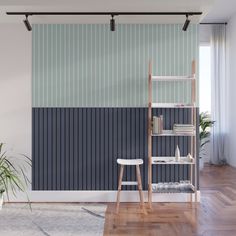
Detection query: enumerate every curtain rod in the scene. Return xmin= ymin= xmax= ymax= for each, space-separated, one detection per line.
xmin=200 ymin=22 xmax=227 ymax=25
xmin=6 ymin=12 xmax=202 ymax=16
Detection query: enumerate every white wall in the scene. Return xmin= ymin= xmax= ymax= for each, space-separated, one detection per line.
xmin=199 ymin=24 xmax=212 ymax=44
xmin=0 ymin=23 xmax=32 ymax=200
xmin=227 ymin=13 xmax=236 ymax=167
xmin=0 ymin=24 xmax=31 ymax=156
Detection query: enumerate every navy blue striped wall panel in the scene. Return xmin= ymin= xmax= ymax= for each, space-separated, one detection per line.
xmin=32 ymin=108 xmax=198 ymax=190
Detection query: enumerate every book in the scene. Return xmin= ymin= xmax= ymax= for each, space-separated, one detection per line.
xmin=153 ymin=115 xmax=164 ymax=134
xmin=173 ymin=124 xmax=195 ymax=134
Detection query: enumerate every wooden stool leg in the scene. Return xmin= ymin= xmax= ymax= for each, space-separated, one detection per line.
xmin=136 ymin=165 xmax=145 ymax=213
xmin=116 ymin=165 xmax=124 ymax=214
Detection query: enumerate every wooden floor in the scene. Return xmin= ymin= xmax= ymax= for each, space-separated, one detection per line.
xmin=104 ymin=164 xmax=236 ymax=236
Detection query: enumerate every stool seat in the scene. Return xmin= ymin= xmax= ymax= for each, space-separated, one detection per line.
xmin=117 ymin=159 xmax=143 ymax=166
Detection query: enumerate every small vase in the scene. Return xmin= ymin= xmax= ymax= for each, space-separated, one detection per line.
xmin=187 ymin=153 xmax=193 ymax=162
xmin=175 ymin=145 xmax=180 ymax=162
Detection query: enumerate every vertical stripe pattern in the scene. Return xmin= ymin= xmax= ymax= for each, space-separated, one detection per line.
xmin=32 ymin=24 xmax=199 ymax=107
xmin=32 ymin=107 xmax=198 ymax=190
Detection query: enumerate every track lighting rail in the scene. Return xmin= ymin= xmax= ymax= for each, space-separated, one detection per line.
xmin=6 ymin=11 xmax=202 ymax=16
xmin=6 ymin=11 xmax=202 ymax=32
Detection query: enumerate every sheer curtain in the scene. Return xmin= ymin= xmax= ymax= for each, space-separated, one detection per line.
xmin=210 ymin=24 xmax=228 ymax=165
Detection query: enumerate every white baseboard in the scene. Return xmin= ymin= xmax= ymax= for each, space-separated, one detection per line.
xmin=7 ymin=191 xmax=201 ymax=203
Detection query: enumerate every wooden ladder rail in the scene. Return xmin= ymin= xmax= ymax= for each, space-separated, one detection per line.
xmin=193 ymin=60 xmax=198 ymax=203
xmin=191 ymin=60 xmax=197 ymax=203
xmin=148 ymin=61 xmax=153 ymax=208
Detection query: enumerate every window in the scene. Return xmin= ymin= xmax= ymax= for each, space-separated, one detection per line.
xmin=199 ymin=45 xmax=211 ymax=113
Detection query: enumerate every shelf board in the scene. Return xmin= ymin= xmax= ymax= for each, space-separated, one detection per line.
xmin=152 ymin=130 xmax=195 ymax=137
xmin=152 ymin=156 xmax=195 ymax=165
xmin=151 ymin=103 xmax=195 ymax=108
xmin=151 ymin=184 xmax=195 ymax=194
xmin=151 ymin=76 xmax=194 ymax=81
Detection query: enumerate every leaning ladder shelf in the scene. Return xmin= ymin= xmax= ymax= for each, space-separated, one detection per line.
xmin=147 ymin=60 xmax=197 ymax=208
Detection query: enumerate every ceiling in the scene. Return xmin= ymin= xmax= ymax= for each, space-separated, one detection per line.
xmin=202 ymin=0 xmax=236 ymax=23
xmin=0 ymin=0 xmax=235 ymax=24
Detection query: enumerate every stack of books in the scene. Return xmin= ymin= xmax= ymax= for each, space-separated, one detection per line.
xmin=173 ymin=124 xmax=195 ymax=135
xmin=153 ymin=115 xmax=163 ymax=134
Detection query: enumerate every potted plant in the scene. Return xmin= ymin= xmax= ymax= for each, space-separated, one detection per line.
xmin=199 ymin=112 xmax=215 ymax=170
xmin=0 ymin=143 xmax=31 ymax=209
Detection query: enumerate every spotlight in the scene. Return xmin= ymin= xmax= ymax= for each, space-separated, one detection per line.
xmin=182 ymin=14 xmax=190 ymax=31
xmin=110 ymin=15 xmax=115 ymax=31
xmin=23 ymin=15 xmax=32 ymax=31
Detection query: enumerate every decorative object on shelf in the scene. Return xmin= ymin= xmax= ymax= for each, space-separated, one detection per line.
xmin=0 ymin=143 xmax=31 ymax=210
xmin=153 ymin=116 xmax=159 ymax=133
xmin=187 ymin=153 xmax=193 ymax=162
xmin=199 ymin=112 xmax=215 ymax=170
xmin=173 ymin=124 xmax=195 ymax=135
xmin=179 ymin=180 xmax=191 ymax=191
xmin=159 ymin=115 xmax=163 ymax=134
xmin=153 ymin=115 xmax=163 ymax=134
xmin=152 ymin=181 xmax=193 ymax=193
xmin=152 ymin=156 xmax=195 ymax=165
xmin=175 ymin=145 xmax=180 ymax=162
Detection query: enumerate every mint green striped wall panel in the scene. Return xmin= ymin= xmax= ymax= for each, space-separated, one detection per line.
xmin=32 ymin=24 xmax=199 ymax=107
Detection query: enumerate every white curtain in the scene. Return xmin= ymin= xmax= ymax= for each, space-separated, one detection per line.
xmin=210 ymin=24 xmax=228 ymax=165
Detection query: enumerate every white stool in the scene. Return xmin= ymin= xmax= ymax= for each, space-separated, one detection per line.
xmin=116 ymin=158 xmax=145 ymax=214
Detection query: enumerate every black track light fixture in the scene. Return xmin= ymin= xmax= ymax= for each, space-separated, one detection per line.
xmin=182 ymin=14 xmax=190 ymax=31
xmin=110 ymin=15 xmax=115 ymax=31
xmin=7 ymin=12 xmax=203 ymax=32
xmin=23 ymin=15 xmax=32 ymax=31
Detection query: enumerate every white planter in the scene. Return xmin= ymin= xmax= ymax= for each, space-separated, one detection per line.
xmin=199 ymin=159 xmax=204 ymax=171
xmin=0 ymin=194 xmax=3 ymax=210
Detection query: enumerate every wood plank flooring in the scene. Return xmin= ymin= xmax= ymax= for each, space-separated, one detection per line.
xmin=104 ymin=164 xmax=236 ymax=236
